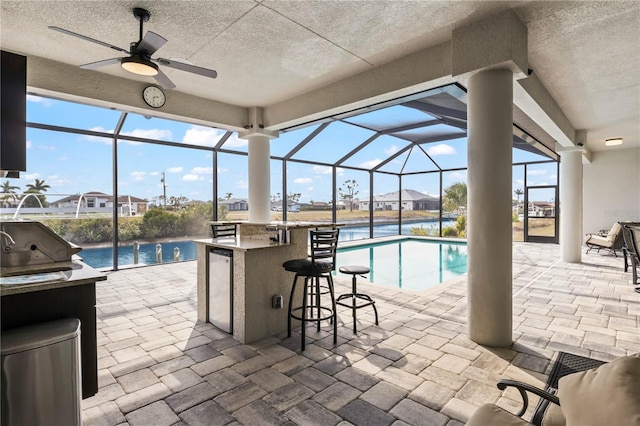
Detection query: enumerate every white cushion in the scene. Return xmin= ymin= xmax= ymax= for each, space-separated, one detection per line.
xmin=558 ymin=353 xmax=640 ymax=426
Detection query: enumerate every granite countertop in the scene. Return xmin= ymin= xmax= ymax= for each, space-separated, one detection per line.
xmin=209 ymin=220 xmax=343 ymax=229
xmin=0 ymin=259 xmax=107 ymax=296
xmin=193 ymin=237 xmax=289 ymax=252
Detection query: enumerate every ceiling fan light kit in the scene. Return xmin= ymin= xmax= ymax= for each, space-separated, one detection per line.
xmin=48 ymin=7 xmax=217 ymax=89
xmin=121 ymin=55 xmax=158 ymax=76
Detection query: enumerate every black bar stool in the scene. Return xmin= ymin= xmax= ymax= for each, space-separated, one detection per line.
xmin=282 ymin=228 xmax=339 ymax=351
xmin=337 ymin=265 xmax=378 ymax=333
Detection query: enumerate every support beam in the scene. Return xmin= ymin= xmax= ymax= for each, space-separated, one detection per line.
xmin=247 ymin=135 xmax=271 ymax=223
xmin=26 ymin=55 xmax=248 ymax=131
xmin=559 ymin=148 xmax=583 ymax=263
xmin=466 ymin=68 xmax=514 ymax=347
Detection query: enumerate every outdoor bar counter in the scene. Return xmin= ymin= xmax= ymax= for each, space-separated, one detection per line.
xmin=194 ymin=221 xmax=335 ymax=343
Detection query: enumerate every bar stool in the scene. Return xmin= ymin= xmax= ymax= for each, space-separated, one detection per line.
xmin=283 ymin=228 xmax=339 ymax=351
xmin=336 ymin=265 xmax=378 ymax=333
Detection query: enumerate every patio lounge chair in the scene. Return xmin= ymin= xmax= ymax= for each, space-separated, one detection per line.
xmin=466 ymin=353 xmax=640 ymax=426
xmin=585 ymin=222 xmax=624 ymax=256
xmin=622 ymin=224 xmax=640 ymax=287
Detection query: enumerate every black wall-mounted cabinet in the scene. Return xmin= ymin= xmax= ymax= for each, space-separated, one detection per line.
xmin=1 ymin=50 xmax=27 ymax=175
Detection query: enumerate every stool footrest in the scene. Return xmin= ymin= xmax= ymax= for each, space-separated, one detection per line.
xmin=337 ymin=294 xmax=376 ymax=309
xmin=290 ymin=306 xmax=335 ymax=323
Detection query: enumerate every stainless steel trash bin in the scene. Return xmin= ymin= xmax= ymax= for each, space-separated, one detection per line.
xmin=1 ymin=318 xmax=82 ymax=426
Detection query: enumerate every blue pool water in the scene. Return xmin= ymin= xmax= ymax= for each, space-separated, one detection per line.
xmin=339 ymin=219 xmax=456 ymax=241
xmin=335 ymin=238 xmax=467 ymax=291
xmin=80 ymin=240 xmax=198 ymax=269
xmin=80 ymin=221 xmax=462 ymax=272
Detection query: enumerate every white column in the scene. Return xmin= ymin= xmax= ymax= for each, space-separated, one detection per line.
xmin=248 ymin=135 xmax=271 ymax=223
xmin=467 ymin=68 xmax=513 ymax=347
xmin=559 ymin=149 xmax=583 ymax=262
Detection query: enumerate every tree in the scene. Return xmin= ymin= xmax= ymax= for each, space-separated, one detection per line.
xmin=338 ymin=179 xmax=359 ymax=212
xmin=24 ymin=178 xmax=51 ymax=207
xmin=225 ymin=192 xmax=233 ymax=200
xmin=514 ymin=188 xmax=524 ymax=215
xmin=443 ymin=182 xmax=467 ymax=215
xmin=168 ymin=195 xmax=189 ymax=210
xmin=0 ymin=180 xmax=20 ymax=207
xmin=287 ymin=192 xmax=301 ymax=204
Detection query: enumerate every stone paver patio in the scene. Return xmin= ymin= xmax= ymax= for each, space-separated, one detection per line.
xmin=83 ymin=242 xmax=639 ymax=425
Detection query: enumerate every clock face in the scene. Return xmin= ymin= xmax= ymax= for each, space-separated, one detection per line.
xmin=143 ymin=86 xmax=165 ymax=108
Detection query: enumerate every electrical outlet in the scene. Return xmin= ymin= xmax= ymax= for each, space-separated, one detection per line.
xmin=272 ymin=295 xmax=283 ymax=309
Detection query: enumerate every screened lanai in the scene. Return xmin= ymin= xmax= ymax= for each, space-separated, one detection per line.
xmin=2 ymin=83 xmax=558 ymax=271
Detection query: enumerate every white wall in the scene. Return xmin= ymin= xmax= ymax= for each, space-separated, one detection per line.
xmin=583 ymin=147 xmax=640 ymax=233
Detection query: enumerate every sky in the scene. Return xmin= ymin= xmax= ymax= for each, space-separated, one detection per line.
xmin=10 ymin=95 xmax=558 ymax=205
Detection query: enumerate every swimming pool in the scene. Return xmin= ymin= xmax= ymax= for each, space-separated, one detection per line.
xmin=79 ymin=240 xmax=197 ymax=269
xmin=335 ymin=238 xmax=467 ymax=291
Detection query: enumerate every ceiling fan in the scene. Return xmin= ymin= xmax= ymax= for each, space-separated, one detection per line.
xmin=49 ymin=7 xmax=217 ymax=89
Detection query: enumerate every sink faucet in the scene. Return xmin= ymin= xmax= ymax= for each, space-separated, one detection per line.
xmin=0 ymin=231 xmax=16 ymax=246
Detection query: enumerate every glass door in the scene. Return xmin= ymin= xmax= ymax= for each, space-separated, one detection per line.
xmin=525 ymin=185 xmax=558 ymax=243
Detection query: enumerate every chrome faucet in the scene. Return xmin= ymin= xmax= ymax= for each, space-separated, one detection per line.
xmin=0 ymin=230 xmax=16 ymax=246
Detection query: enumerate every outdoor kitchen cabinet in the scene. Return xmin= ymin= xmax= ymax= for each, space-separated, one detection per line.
xmin=1 ymin=267 xmax=105 ymax=399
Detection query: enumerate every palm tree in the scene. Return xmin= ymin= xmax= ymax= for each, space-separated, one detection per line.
xmin=0 ymin=180 xmax=20 ymax=207
xmin=443 ymin=182 xmax=467 ymax=215
xmin=24 ymin=178 xmax=51 ymax=207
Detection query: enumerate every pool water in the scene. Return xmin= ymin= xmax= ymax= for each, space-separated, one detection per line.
xmin=79 ymin=240 xmax=198 ymax=269
xmin=335 ymin=238 xmax=467 ymax=291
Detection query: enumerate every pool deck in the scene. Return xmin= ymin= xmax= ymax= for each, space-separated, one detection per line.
xmin=83 ymin=242 xmax=639 ymax=425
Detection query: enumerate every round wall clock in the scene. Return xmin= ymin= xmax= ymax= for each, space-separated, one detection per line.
xmin=142 ymin=85 xmax=166 ymax=108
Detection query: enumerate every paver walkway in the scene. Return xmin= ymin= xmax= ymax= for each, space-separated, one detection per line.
xmin=83 ymin=242 xmax=639 ymax=425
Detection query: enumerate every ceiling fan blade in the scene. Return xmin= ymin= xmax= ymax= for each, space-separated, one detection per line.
xmin=49 ymin=26 xmax=129 ymax=54
xmin=80 ymin=57 xmax=123 ymax=70
xmin=154 ymin=69 xmax=176 ymax=89
xmin=156 ymin=58 xmax=217 ymax=79
xmin=137 ymin=31 xmax=167 ymax=56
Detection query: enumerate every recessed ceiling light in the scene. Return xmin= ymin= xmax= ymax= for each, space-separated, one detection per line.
xmin=605 ymin=138 xmax=623 ymax=146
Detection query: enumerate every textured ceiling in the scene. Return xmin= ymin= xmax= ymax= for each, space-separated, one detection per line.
xmin=1 ymin=0 xmax=638 ymax=152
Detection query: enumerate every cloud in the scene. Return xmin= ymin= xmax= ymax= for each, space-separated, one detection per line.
xmin=131 ymin=171 xmax=146 ymax=181
xmin=427 ymin=144 xmax=456 ymax=156
xmin=23 ymin=173 xmax=40 ymax=180
xmin=27 ymin=95 xmax=54 ymax=107
xmin=149 ymin=171 xmax=160 ymax=176
xmin=26 ymin=140 xmax=32 ymax=149
xmin=182 ymin=174 xmax=203 ymax=182
xmin=236 ymin=179 xmax=248 ymax=189
xmin=446 ymin=172 xmax=467 ymax=182
xmin=312 ymin=165 xmax=332 ymax=175
xmin=527 ymin=169 xmax=547 ymax=176
xmin=182 ymin=126 xmax=225 ymax=147
xmin=122 ymin=128 xmax=172 ymax=141
xmin=358 ymin=159 xmax=382 ymax=169
xmin=222 ymin=133 xmax=248 ymax=149
xmin=217 ymin=167 xmax=229 ymax=173
xmin=37 ymin=145 xmax=56 ymax=151
xmin=82 ymin=127 xmax=114 ymax=144
xmin=191 ymin=166 xmax=213 ymax=175
xmin=384 ymin=145 xmax=399 ymax=155
xmin=307 ymin=186 xmax=314 ymax=192
xmin=294 ymin=177 xmax=312 ymax=184
xmin=167 ymin=167 xmax=183 ymax=173
xmin=82 ymin=127 xmax=172 ymax=144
